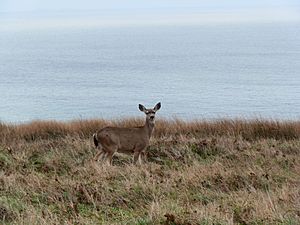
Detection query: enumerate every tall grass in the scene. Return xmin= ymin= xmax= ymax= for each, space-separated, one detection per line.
xmin=1 ymin=118 xmax=299 ymax=143
xmin=0 ymin=118 xmax=299 ymax=224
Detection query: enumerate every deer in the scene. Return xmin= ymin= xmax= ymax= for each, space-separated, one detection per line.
xmin=93 ymin=102 xmax=161 ymax=165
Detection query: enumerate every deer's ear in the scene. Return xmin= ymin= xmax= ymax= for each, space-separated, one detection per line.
xmin=154 ymin=102 xmax=161 ymax=111
xmin=139 ymin=104 xmax=146 ymax=112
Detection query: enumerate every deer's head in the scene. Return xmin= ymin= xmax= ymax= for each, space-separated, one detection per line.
xmin=139 ymin=102 xmax=161 ymax=124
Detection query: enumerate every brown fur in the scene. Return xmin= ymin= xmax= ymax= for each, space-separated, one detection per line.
xmin=93 ymin=102 xmax=161 ymax=165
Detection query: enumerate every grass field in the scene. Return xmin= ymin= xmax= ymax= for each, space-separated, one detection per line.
xmin=0 ymin=119 xmax=299 ymax=224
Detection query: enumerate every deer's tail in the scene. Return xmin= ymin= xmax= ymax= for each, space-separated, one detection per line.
xmin=93 ymin=133 xmax=99 ymax=148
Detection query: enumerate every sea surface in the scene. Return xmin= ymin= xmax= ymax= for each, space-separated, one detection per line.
xmin=1 ymin=23 xmax=300 ymax=122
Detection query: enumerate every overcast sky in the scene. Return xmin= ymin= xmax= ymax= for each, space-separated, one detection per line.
xmin=1 ymin=0 xmax=299 ymax=29
xmin=1 ymin=0 xmax=299 ymax=12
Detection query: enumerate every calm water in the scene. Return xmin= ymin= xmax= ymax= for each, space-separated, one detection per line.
xmin=1 ymin=24 xmax=300 ymax=122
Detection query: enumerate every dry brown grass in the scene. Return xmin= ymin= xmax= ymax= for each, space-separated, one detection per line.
xmin=1 ymin=118 xmax=300 ymax=142
xmin=0 ymin=119 xmax=299 ymax=224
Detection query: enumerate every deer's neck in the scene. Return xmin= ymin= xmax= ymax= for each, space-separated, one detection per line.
xmin=143 ymin=119 xmax=155 ymax=138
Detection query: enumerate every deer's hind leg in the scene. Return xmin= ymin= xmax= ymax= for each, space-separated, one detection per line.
xmin=94 ymin=142 xmax=106 ymax=162
xmin=94 ymin=148 xmax=105 ymax=162
xmin=94 ymin=149 xmax=106 ymax=162
xmin=103 ymin=145 xmax=118 ymax=166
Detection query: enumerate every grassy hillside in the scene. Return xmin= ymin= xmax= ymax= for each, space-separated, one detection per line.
xmin=0 ymin=119 xmax=299 ymax=224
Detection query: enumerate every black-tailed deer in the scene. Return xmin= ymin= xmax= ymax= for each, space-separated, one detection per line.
xmin=93 ymin=102 xmax=161 ymax=165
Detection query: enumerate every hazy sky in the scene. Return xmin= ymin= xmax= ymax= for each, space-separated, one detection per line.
xmin=1 ymin=0 xmax=299 ymax=12
xmin=1 ymin=0 xmax=299 ymax=29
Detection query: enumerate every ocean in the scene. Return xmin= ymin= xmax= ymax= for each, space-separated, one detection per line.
xmin=0 ymin=23 xmax=300 ymax=122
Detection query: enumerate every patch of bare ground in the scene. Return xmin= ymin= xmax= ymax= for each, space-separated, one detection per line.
xmin=0 ymin=119 xmax=299 ymax=224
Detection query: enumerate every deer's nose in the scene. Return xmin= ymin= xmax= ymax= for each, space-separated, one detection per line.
xmin=150 ymin=116 xmax=155 ymax=119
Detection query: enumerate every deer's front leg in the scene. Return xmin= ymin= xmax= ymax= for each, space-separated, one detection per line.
xmin=133 ymin=148 xmax=145 ymax=165
xmin=133 ymin=151 xmax=140 ymax=164
xmin=134 ymin=145 xmax=147 ymax=165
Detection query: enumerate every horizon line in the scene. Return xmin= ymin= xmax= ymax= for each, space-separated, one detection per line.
xmin=1 ymin=9 xmax=300 ymax=31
